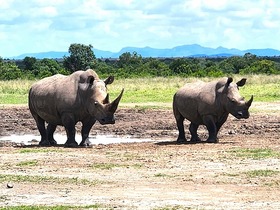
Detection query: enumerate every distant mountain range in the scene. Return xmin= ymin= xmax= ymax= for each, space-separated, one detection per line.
xmin=10 ymin=44 xmax=280 ymax=59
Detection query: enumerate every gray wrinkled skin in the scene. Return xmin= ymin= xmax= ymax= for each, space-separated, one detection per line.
xmin=173 ymin=77 xmax=253 ymax=143
xmin=29 ymin=69 xmax=124 ymax=147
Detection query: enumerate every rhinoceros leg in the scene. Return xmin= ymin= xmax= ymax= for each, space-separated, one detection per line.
xmin=203 ymin=115 xmax=218 ymax=143
xmin=35 ymin=116 xmax=49 ymax=146
xmin=62 ymin=114 xmax=78 ymax=147
xmin=216 ymin=113 xmax=229 ymax=134
xmin=80 ymin=119 xmax=96 ymax=147
xmin=189 ymin=123 xmax=201 ymax=142
xmin=174 ymin=115 xmax=187 ymax=143
xmin=46 ymin=123 xmax=57 ymax=146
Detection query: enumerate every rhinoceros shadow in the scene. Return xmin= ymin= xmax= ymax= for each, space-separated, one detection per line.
xmin=13 ymin=144 xmax=93 ymax=148
xmin=155 ymin=140 xmax=236 ymax=145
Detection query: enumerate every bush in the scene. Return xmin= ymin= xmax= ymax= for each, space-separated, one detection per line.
xmin=240 ymin=60 xmax=280 ymax=75
xmin=0 ymin=61 xmax=22 ymax=80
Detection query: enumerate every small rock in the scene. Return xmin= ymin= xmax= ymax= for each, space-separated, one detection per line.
xmin=228 ymin=130 xmax=236 ymax=135
xmin=7 ymin=183 xmax=13 ymax=189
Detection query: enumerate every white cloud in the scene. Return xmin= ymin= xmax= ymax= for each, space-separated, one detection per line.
xmin=1 ymin=0 xmax=280 ymax=57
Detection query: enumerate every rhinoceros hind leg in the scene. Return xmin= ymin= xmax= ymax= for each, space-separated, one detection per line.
xmin=175 ymin=114 xmax=187 ymax=144
xmin=47 ymin=123 xmax=57 ymax=146
xmin=34 ymin=115 xmax=49 ymax=146
xmin=189 ymin=123 xmax=201 ymax=143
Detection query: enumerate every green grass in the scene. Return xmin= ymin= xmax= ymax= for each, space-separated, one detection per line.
xmin=0 ymin=204 xmax=102 ymax=210
xmin=91 ymin=163 xmax=121 ymax=170
xmin=91 ymin=162 xmax=143 ymax=170
xmin=152 ymin=205 xmax=189 ymax=210
xmin=223 ymin=169 xmax=280 ymax=186
xmin=18 ymin=148 xmax=65 ymax=153
xmin=230 ymin=148 xmax=280 ymax=159
xmin=16 ymin=160 xmax=38 ymax=167
xmin=154 ymin=173 xmax=174 ymax=178
xmin=235 ymin=74 xmax=280 ymax=102
xmin=0 ymin=75 xmax=279 ymax=105
xmin=0 ymin=174 xmax=102 ymax=186
xmin=245 ymin=169 xmax=279 ymax=178
xmin=0 ymin=79 xmax=33 ymax=104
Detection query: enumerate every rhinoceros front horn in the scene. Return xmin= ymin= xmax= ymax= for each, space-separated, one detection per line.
xmin=246 ymin=95 xmax=253 ymax=108
xmin=108 ymin=88 xmax=124 ymax=113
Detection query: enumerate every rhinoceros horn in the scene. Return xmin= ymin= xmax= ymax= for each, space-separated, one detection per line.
xmin=246 ymin=95 xmax=253 ymax=108
xmin=107 ymin=88 xmax=124 ymax=112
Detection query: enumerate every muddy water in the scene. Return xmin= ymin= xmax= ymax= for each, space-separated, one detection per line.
xmin=0 ymin=134 xmax=152 ymax=146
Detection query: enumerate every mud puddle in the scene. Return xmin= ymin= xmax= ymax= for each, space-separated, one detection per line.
xmin=0 ymin=134 xmax=152 ymax=146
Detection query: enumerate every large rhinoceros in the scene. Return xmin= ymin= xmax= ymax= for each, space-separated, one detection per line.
xmin=173 ymin=77 xmax=253 ymax=143
xmin=28 ymin=69 xmax=124 ymax=147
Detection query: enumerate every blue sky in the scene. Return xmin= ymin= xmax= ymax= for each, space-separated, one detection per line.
xmin=1 ymin=0 xmax=280 ymax=57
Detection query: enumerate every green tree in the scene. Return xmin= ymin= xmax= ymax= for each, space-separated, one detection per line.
xmin=240 ymin=59 xmax=279 ymax=74
xmin=144 ymin=58 xmax=172 ymax=76
xmin=22 ymin=56 xmax=37 ymax=71
xmin=118 ymin=52 xmax=142 ymax=68
xmin=95 ymin=60 xmax=116 ymax=78
xmin=218 ymin=60 xmax=235 ymax=74
xmin=169 ymin=58 xmax=189 ymax=75
xmin=35 ymin=58 xmax=69 ymax=78
xmin=223 ymin=56 xmax=247 ymax=73
xmin=63 ymin=43 xmax=96 ymax=72
xmin=169 ymin=58 xmax=200 ymax=76
xmin=0 ymin=60 xmax=22 ymax=80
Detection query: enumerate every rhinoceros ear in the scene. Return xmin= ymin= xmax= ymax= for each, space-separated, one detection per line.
xmin=226 ymin=77 xmax=233 ymax=86
xmin=104 ymin=76 xmax=114 ymax=85
xmin=79 ymin=75 xmax=94 ymax=91
xmin=87 ymin=76 xmax=94 ymax=86
xmin=236 ymin=78 xmax=247 ymax=87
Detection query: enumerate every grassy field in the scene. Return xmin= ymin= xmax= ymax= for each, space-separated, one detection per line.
xmin=0 ymin=75 xmax=279 ymax=106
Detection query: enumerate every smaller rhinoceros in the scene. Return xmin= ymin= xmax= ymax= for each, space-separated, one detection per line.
xmin=29 ymin=69 xmax=124 ymax=147
xmin=173 ymin=77 xmax=253 ymax=143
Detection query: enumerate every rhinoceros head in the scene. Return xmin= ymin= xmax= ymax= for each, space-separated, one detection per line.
xmin=79 ymin=71 xmax=124 ymax=125
xmin=223 ymin=77 xmax=253 ymax=119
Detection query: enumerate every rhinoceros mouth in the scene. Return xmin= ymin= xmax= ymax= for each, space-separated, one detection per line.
xmin=99 ymin=116 xmax=115 ymax=125
xmin=234 ymin=111 xmax=249 ymax=119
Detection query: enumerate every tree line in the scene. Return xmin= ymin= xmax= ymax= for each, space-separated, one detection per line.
xmin=0 ymin=43 xmax=280 ymax=80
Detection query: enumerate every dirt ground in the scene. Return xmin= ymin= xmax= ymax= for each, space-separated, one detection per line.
xmin=0 ymin=104 xmax=280 ymax=209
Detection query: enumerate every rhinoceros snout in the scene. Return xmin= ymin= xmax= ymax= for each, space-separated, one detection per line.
xmin=99 ymin=116 xmax=115 ymax=125
xmin=237 ymin=111 xmax=243 ymax=118
xmin=236 ymin=110 xmax=249 ymax=119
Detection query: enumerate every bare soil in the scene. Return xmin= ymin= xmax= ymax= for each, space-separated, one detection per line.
xmin=0 ymin=104 xmax=280 ymax=209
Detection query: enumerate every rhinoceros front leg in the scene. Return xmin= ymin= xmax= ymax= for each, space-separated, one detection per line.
xmin=189 ymin=123 xmax=201 ymax=142
xmin=80 ymin=119 xmax=96 ymax=147
xmin=216 ymin=113 xmax=229 ymax=134
xmin=203 ymin=115 xmax=218 ymax=143
xmin=62 ymin=114 xmax=78 ymax=147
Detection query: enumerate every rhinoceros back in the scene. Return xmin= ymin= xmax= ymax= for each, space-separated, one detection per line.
xmin=28 ymin=73 xmax=79 ymax=124
xmin=173 ymin=78 xmax=228 ymax=124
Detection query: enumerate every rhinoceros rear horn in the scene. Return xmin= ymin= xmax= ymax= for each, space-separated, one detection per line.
xmin=246 ymin=95 xmax=253 ymax=108
xmin=108 ymin=88 xmax=124 ymax=113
